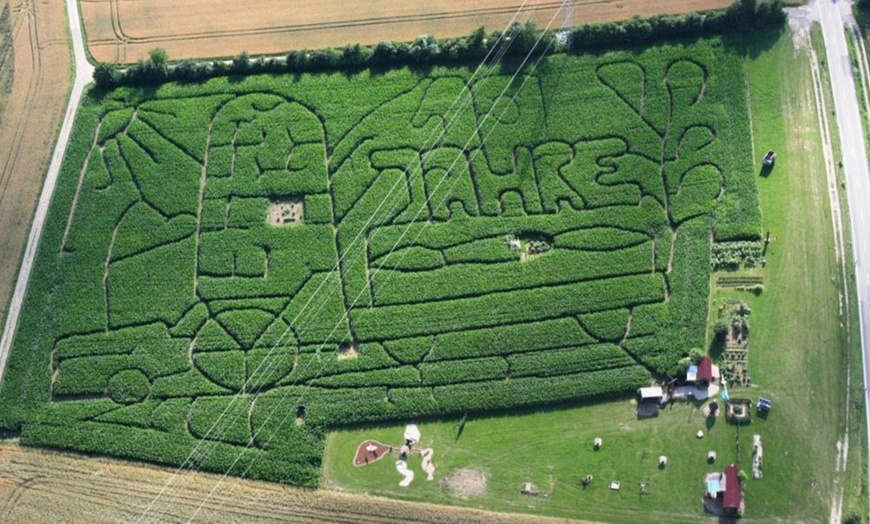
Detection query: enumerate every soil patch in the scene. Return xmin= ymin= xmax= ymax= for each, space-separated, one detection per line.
xmin=353 ymin=439 xmax=392 ymax=467
xmin=268 ymin=199 xmax=303 ymax=226
xmin=442 ymin=468 xmax=487 ymax=499
xmin=337 ymin=341 xmax=359 ymax=360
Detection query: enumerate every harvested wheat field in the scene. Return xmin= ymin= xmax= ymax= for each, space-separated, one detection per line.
xmin=82 ymin=0 xmax=732 ymax=63
xmin=0 ymin=0 xmax=70 ymax=336
xmin=0 ymin=444 xmax=579 ymax=523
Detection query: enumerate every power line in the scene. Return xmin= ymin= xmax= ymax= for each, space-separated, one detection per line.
xmin=136 ymin=7 xmax=538 ymax=523
xmin=186 ymin=3 xmax=571 ymax=521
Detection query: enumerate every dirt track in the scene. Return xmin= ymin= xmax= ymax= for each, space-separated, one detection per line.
xmin=0 ymin=0 xmax=70 ymax=341
xmin=81 ymin=0 xmax=732 ymax=63
xmin=0 ymin=444 xmax=578 ymax=523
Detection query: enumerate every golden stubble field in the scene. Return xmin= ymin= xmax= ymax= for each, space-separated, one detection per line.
xmin=81 ymin=0 xmax=733 ymax=63
xmin=0 ymin=444 xmax=578 ymax=523
xmin=0 ymin=0 xmax=70 ymax=336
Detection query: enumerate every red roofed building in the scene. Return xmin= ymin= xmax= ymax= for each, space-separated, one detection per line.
xmin=697 ymin=355 xmax=713 ymax=384
xmin=723 ymin=464 xmax=742 ymax=513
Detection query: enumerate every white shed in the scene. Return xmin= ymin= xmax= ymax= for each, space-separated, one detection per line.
xmin=639 ymin=386 xmax=663 ymax=400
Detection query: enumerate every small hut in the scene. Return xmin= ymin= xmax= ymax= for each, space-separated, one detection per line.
xmin=638 ymin=386 xmax=663 ymax=417
xmin=697 ymin=356 xmax=714 ymax=384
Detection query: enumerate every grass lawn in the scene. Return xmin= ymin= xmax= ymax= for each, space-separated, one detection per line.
xmin=322 ymin=27 xmax=862 ymax=522
xmin=325 ymin=401 xmax=755 ymax=523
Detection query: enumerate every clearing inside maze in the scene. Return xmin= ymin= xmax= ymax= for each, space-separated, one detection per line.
xmin=0 ymin=39 xmax=760 ymax=486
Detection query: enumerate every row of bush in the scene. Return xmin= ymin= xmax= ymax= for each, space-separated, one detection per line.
xmin=711 ymin=240 xmax=765 ymax=269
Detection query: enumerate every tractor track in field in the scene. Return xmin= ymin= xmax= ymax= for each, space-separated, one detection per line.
xmin=83 ymin=0 xmax=733 ymax=63
xmin=0 ymin=1 xmax=40 ymax=213
xmin=90 ymin=0 xmax=598 ymax=47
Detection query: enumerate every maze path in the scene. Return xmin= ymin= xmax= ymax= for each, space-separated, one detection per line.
xmin=0 ymin=42 xmax=759 ymax=486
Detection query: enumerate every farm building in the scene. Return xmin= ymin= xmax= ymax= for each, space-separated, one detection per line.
xmin=637 ymin=386 xmax=663 ymax=417
xmin=670 ymin=356 xmax=722 ymax=402
xmin=703 ymin=464 xmax=744 ymax=516
xmin=723 ymin=465 xmax=742 ymax=514
xmin=686 ymin=356 xmax=716 ymax=384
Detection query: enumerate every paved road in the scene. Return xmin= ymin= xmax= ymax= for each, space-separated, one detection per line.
xmin=817 ymin=0 xmax=870 ymax=515
xmin=0 ymin=0 xmax=94 ymax=383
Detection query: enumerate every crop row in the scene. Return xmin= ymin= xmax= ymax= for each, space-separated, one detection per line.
xmin=0 ymin=36 xmax=759 ymax=487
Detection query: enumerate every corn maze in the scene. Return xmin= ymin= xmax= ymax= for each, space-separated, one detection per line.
xmin=0 ymin=39 xmax=759 ymax=485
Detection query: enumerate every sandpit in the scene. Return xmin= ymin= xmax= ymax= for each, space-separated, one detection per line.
xmin=420 ymin=448 xmax=435 ymax=481
xmin=396 ymin=460 xmax=414 ymax=487
xmin=442 ymin=468 xmax=487 ymax=499
xmin=268 ymin=200 xmax=304 ymax=226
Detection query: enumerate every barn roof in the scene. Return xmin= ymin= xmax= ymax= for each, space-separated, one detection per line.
xmin=723 ymin=464 xmax=741 ymax=510
xmin=698 ymin=356 xmax=713 ymax=383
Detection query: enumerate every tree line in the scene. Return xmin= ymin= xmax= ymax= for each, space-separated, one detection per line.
xmin=94 ymin=0 xmax=785 ymax=89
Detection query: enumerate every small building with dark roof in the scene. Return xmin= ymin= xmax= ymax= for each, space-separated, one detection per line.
xmin=637 ymin=386 xmax=663 ymax=417
xmin=697 ymin=356 xmax=714 ymax=384
xmin=703 ymin=464 xmax=744 ymax=516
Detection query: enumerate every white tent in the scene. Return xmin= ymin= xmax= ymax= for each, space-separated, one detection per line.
xmin=404 ymin=424 xmax=421 ymax=443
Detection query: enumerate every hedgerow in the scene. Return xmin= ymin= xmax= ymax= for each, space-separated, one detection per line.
xmin=92 ymin=0 xmax=784 ymax=90
xmin=0 ymin=35 xmax=761 ymax=487
xmin=711 ymin=240 xmax=764 ymax=269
